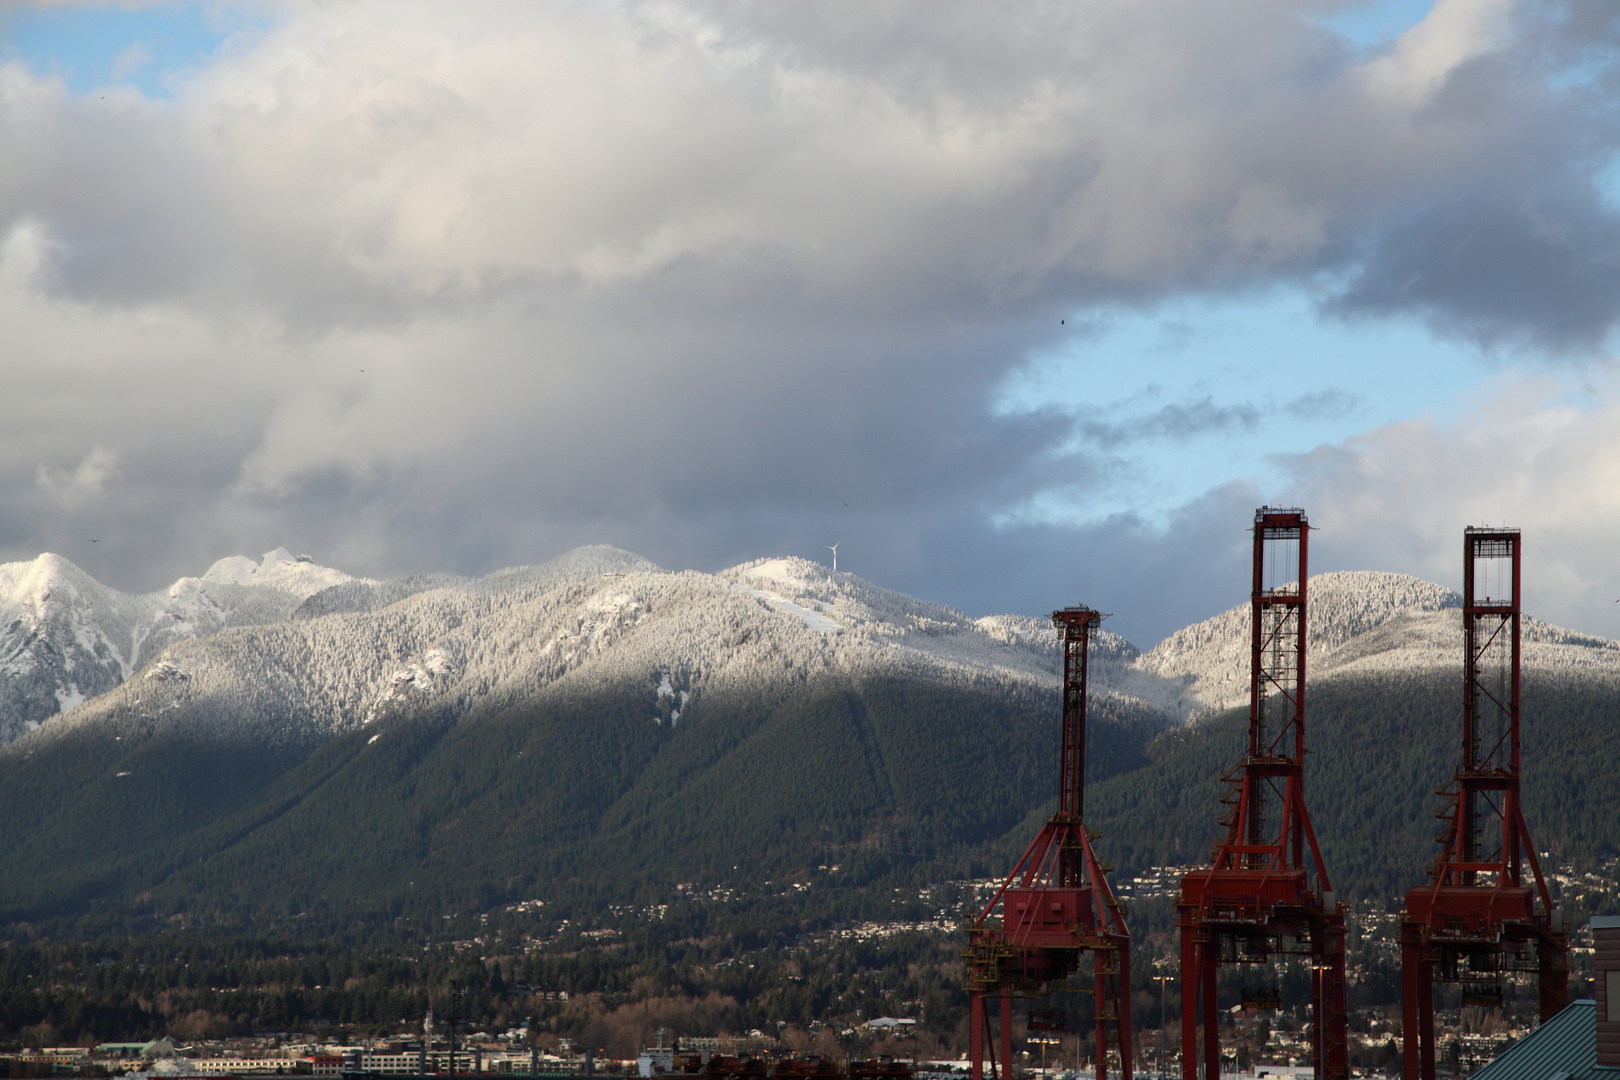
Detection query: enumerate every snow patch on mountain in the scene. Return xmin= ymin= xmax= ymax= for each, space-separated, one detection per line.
xmin=365 ymin=647 xmax=459 ymax=724
xmin=655 ymin=670 xmax=690 ymax=725
xmin=145 ymin=660 xmax=191 ymax=684
xmin=728 ymin=582 xmax=841 ymax=632
xmin=973 ymin=614 xmax=1056 ymax=648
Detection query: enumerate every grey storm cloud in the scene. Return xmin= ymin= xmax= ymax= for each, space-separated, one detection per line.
xmin=1059 ymin=388 xmax=1361 ymax=450
xmin=1070 ymin=398 xmax=1264 ymax=447
xmin=2 ymin=0 xmax=1619 ymax=645
xmin=1332 ymin=179 xmax=1620 ymax=352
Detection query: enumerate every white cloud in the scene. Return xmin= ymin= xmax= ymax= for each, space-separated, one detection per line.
xmin=0 ymin=218 xmax=56 ymax=288
xmin=1291 ymin=367 xmax=1620 ymax=639
xmin=1359 ymin=0 xmax=1514 ymax=104
xmin=7 ymin=2 xmax=1611 ymax=322
xmin=109 ymin=42 xmax=152 ymax=83
xmin=36 ymin=445 xmax=118 ymax=508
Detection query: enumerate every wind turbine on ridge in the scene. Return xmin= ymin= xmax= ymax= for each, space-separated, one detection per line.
xmin=827 ymin=542 xmax=839 ymax=573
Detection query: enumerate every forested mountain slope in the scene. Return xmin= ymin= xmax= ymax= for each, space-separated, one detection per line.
xmin=1086 ymin=664 xmax=1620 ymax=904
xmin=0 ymin=546 xmax=1614 ymax=935
xmin=0 ymin=547 xmax=1169 ymax=928
xmin=1087 ymin=574 xmax=1620 ymax=904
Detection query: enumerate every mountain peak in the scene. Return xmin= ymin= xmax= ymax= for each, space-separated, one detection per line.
xmin=733 ymin=556 xmax=831 ymax=589
xmin=199 ymin=548 xmax=352 ymax=598
xmin=1 ymin=551 xmax=103 ymax=600
xmin=0 ymin=547 xmax=358 ymax=744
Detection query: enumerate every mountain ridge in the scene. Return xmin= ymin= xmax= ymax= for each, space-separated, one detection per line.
xmin=0 ymin=548 xmax=355 ymax=743
xmin=6 ymin=548 xmax=1618 ymax=756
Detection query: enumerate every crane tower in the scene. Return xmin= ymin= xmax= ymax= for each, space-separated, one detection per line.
xmin=964 ymin=605 xmax=1133 ymax=1080
xmin=1177 ymin=507 xmax=1348 ymax=1080
xmin=1399 ymin=527 xmax=1568 ymax=1080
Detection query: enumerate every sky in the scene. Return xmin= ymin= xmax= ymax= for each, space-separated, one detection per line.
xmin=2 ymin=0 xmax=1619 ymax=649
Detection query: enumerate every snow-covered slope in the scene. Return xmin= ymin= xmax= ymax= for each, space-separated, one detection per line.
xmin=1134 ymin=571 xmax=1620 ymax=720
xmin=0 ymin=549 xmax=355 ymax=743
xmin=7 ymin=551 xmax=1618 ymax=754
xmin=13 ymin=549 xmax=1183 ymax=752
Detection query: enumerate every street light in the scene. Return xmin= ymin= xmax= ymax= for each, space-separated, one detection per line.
xmin=447 ymin=982 xmax=466 ymax=1080
xmin=1030 ymin=1035 xmax=1063 ymax=1080
xmin=1311 ymin=960 xmax=1331 ymax=1080
xmin=1154 ymin=975 xmax=1173 ymax=1080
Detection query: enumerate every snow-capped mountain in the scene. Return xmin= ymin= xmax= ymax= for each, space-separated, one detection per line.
xmin=1131 ymin=571 xmax=1620 ymax=719
xmin=17 ymin=547 xmax=1106 ymax=751
xmin=6 ymin=547 xmax=1619 ymax=754
xmin=0 ymin=548 xmax=353 ymax=744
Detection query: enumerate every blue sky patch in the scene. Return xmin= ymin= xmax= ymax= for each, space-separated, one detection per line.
xmin=0 ymin=2 xmax=269 ymax=99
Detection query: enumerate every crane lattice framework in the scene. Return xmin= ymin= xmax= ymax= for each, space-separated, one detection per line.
xmin=964 ymin=605 xmax=1133 ymax=1080
xmin=1399 ymin=528 xmax=1568 ymax=1080
xmin=1177 ymin=507 xmax=1348 ymax=1080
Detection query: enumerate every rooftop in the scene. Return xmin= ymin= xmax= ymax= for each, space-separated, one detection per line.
xmin=1471 ymin=1000 xmax=1598 ymax=1080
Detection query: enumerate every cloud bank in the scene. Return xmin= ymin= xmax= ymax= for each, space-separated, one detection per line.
xmin=1 ymin=0 xmax=1618 ymax=646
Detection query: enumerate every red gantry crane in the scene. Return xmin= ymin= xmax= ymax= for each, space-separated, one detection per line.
xmin=1399 ymin=527 xmax=1568 ymax=1080
xmin=1177 ymin=507 xmax=1348 ymax=1080
xmin=965 ymin=605 xmax=1133 ymax=1080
